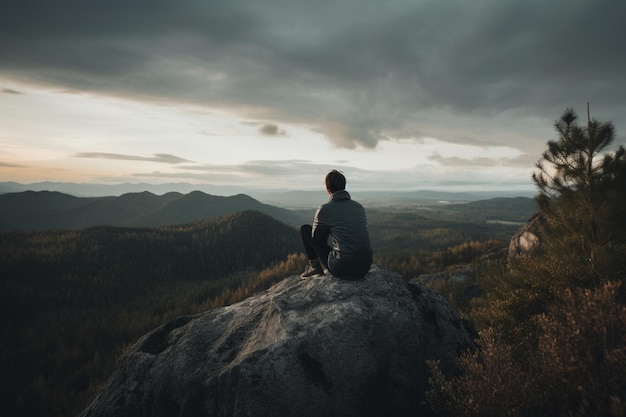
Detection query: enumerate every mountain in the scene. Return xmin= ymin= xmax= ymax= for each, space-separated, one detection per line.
xmin=1 ymin=210 xmax=301 ymax=284
xmin=78 ymin=266 xmax=476 ymax=417
xmin=0 ymin=181 xmax=248 ymax=197
xmin=1 ymin=182 xmax=535 ymax=206
xmin=0 ymin=190 xmax=302 ymax=230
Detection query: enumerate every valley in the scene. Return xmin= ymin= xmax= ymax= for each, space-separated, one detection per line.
xmin=0 ymin=189 xmax=537 ymax=417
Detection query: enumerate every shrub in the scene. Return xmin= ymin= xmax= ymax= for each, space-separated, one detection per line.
xmin=428 ymin=281 xmax=626 ymax=417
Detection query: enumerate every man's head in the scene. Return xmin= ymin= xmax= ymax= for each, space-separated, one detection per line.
xmin=325 ymin=170 xmax=346 ymax=194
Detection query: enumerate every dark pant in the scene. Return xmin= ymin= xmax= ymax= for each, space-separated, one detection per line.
xmin=300 ymin=225 xmax=330 ymax=270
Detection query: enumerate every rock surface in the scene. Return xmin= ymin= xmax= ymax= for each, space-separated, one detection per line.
xmin=508 ymin=213 xmax=543 ymax=257
xmin=79 ymin=265 xmax=475 ymax=417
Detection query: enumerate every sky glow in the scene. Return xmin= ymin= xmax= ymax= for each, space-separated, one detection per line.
xmin=1 ymin=0 xmax=624 ymax=195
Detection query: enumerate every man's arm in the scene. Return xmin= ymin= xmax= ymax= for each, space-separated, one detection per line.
xmin=311 ymin=206 xmax=330 ymax=243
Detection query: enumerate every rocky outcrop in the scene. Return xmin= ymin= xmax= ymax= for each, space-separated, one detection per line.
xmin=508 ymin=213 xmax=544 ymax=257
xmin=79 ymin=265 xmax=475 ymax=417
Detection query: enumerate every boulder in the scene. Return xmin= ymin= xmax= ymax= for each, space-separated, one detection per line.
xmin=79 ymin=265 xmax=475 ymax=417
xmin=508 ymin=213 xmax=544 ymax=257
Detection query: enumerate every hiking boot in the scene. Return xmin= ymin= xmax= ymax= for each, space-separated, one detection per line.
xmin=300 ymin=263 xmax=324 ymax=278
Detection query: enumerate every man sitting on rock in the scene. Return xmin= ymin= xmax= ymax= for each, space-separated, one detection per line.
xmin=300 ymin=170 xmax=373 ymax=279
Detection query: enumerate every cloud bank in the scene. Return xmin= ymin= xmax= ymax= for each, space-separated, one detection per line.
xmin=75 ymin=153 xmax=191 ymax=164
xmin=1 ymin=0 xmax=624 ymax=152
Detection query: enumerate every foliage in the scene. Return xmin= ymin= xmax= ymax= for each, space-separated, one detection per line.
xmin=535 ymin=282 xmax=626 ymax=416
xmin=428 ymin=282 xmax=626 ymax=417
xmin=428 ymin=108 xmax=626 ymax=417
xmin=368 ymin=209 xmax=518 ymax=256
xmin=0 ymin=211 xmax=301 ymax=417
xmin=533 ymin=107 xmax=626 ymax=285
xmin=375 ymin=239 xmax=504 ymax=283
xmin=427 ymin=328 xmax=540 ymax=417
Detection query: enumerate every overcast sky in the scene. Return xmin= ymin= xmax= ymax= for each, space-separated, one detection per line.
xmin=1 ymin=0 xmax=625 ymax=194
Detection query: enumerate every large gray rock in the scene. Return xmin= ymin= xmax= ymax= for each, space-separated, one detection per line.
xmin=79 ymin=265 xmax=475 ymax=417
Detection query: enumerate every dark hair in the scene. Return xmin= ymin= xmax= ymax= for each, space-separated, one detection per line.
xmin=325 ymin=170 xmax=346 ymax=193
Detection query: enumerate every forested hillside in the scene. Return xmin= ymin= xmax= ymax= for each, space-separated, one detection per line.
xmin=0 ymin=190 xmax=301 ymax=230
xmin=1 ymin=202 xmax=520 ymax=417
xmin=369 ymin=210 xmax=517 ymax=253
xmin=419 ymin=197 xmax=536 ymax=223
xmin=1 ymin=211 xmax=301 ymax=417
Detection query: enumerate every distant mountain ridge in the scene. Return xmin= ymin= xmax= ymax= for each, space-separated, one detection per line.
xmin=0 ymin=181 xmax=535 ymax=205
xmin=0 ymin=190 xmax=301 ymax=230
xmin=0 ymin=181 xmax=246 ymax=197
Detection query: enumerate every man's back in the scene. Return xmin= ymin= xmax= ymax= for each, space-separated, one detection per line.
xmin=299 ymin=169 xmax=373 ymax=280
xmin=313 ymin=190 xmax=372 ymax=278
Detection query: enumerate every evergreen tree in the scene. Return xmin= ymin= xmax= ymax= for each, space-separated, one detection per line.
xmin=482 ymin=107 xmax=626 ymax=346
xmin=532 ymin=106 xmax=626 ymax=285
xmin=428 ymin=109 xmax=626 ymax=416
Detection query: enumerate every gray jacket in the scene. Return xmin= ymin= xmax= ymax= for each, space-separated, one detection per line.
xmin=312 ymin=190 xmax=373 ymax=279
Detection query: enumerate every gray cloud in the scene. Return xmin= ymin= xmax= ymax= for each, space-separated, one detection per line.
xmin=1 ymin=0 xmax=625 ymax=150
xmin=74 ymin=152 xmax=191 ymax=164
xmin=128 ymin=159 xmax=335 ymax=190
xmin=177 ymin=159 xmax=332 ymax=177
xmin=1 ymin=88 xmax=22 ymax=94
xmin=259 ymin=123 xmax=286 ymax=136
xmin=428 ymin=152 xmax=536 ymax=168
xmin=429 ymin=153 xmax=508 ymax=168
xmin=128 ymin=158 xmax=534 ymax=194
